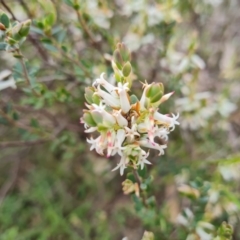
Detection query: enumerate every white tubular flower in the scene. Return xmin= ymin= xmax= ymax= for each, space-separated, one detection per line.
xmin=153 ymin=111 xmax=180 ymax=130
xmin=106 ymin=130 xmax=116 ymax=157
xmin=113 ymin=110 xmax=128 ymax=127
xmin=139 ymin=83 xmax=149 ymax=110
xmin=82 ymin=68 xmax=179 ymax=175
xmin=137 ymin=150 xmax=151 ymax=170
xmin=138 ymin=138 xmax=167 ymax=156
xmin=110 ymin=129 xmax=126 ymax=156
xmin=95 ymin=73 xmax=116 ymax=93
xmin=96 ymin=85 xmax=120 ymax=108
xmin=112 ymin=154 xmax=129 ymax=176
xmin=100 ymin=110 xmax=116 ymax=126
xmin=119 ymin=89 xmax=131 ymax=114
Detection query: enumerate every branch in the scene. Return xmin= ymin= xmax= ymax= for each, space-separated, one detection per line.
xmin=132 ymin=168 xmax=148 ymax=208
xmin=1 ymin=0 xmax=49 ymax=62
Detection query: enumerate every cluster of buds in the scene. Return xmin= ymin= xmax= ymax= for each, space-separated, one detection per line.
xmin=81 ymin=43 xmax=179 ymax=175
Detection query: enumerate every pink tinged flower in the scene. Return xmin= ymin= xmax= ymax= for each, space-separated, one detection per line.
xmin=106 ymin=130 xmax=116 ymax=157
xmin=87 ymin=135 xmax=107 ymax=155
xmin=137 ymin=150 xmax=151 ymax=170
xmin=112 ymin=154 xmax=129 ymax=176
xmin=96 ymin=85 xmax=120 ymax=108
xmin=138 ymin=138 xmax=167 ymax=156
xmin=159 ymin=92 xmax=174 ymax=104
xmin=125 ymin=124 xmax=140 ymax=142
xmin=113 ymin=110 xmax=128 ymax=127
xmin=137 ymin=114 xmax=155 ymax=142
xmin=119 ymin=89 xmax=131 ymax=114
xmin=110 ymin=129 xmax=126 ymax=156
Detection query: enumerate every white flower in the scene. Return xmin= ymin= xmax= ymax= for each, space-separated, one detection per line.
xmin=113 ymin=110 xmax=128 ymax=127
xmin=112 ymin=154 xmax=129 ymax=176
xmin=137 ymin=150 xmax=151 ymax=170
xmin=82 ymin=72 xmax=179 ymax=175
xmin=108 ymin=129 xmax=126 ymax=157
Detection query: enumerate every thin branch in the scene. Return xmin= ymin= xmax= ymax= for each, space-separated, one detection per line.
xmin=0 ymin=108 xmax=49 ymax=135
xmin=75 ymin=9 xmax=96 ymax=44
xmin=16 ymin=49 xmax=41 ymax=97
xmin=0 ymin=0 xmax=17 ymax=21
xmin=132 ymin=168 xmax=148 ymax=208
xmin=1 ymin=0 xmax=49 ymax=61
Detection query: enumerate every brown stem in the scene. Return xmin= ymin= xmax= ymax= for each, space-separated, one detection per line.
xmin=0 ymin=0 xmax=17 ymax=20
xmin=132 ymin=168 xmax=148 ymax=208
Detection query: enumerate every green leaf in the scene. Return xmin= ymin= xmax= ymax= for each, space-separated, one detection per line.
xmin=45 ymin=13 xmax=55 ymax=26
xmin=0 ymin=13 xmax=10 ymax=28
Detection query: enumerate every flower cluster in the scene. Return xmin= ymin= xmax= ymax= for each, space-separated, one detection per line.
xmin=81 ymin=43 xmax=179 ymax=175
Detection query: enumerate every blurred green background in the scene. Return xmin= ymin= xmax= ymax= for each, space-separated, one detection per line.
xmin=0 ymin=0 xmax=240 ymax=239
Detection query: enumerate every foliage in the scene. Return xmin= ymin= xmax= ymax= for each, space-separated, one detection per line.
xmin=0 ymin=0 xmax=240 ymax=239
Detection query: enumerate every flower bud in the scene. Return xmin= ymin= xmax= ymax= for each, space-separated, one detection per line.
xmin=113 ymin=49 xmax=123 ymax=70
xmin=9 ymin=22 xmax=23 ymax=41
xmin=122 ymin=61 xmax=132 ymax=77
xmin=146 ymin=82 xmax=164 ymax=104
xmin=18 ymin=19 xmax=31 ymax=37
xmin=118 ymin=42 xmax=131 ymax=62
xmin=85 ymin=87 xmax=100 ymax=104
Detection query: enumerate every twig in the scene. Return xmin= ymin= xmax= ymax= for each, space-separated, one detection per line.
xmin=0 ymin=108 xmax=49 ymax=135
xmin=132 ymin=168 xmax=148 ymax=208
xmin=0 ymin=0 xmax=17 ymax=20
xmin=1 ymin=0 xmax=49 ymax=62
xmin=16 ymin=49 xmax=41 ymax=97
xmin=75 ymin=8 xmax=96 ymax=44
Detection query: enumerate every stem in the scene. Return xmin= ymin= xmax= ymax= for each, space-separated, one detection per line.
xmin=132 ymin=168 xmax=148 ymax=208
xmin=16 ymin=49 xmax=41 ymax=97
xmin=75 ymin=8 xmax=96 ymax=44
